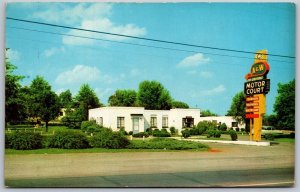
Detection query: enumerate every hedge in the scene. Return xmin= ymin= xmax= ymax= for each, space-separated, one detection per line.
xmin=6 ymin=131 xmax=43 ymax=150
xmin=89 ymin=128 xmax=130 ymax=149
xmin=46 ymin=131 xmax=90 ymax=149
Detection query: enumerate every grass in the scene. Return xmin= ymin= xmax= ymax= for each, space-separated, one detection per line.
xmin=274 ymin=138 xmax=295 ymax=143
xmin=5 ymin=147 xmax=205 ymax=155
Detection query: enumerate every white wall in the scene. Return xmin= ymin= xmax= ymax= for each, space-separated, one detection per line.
xmin=89 ymin=107 xmax=201 ymax=133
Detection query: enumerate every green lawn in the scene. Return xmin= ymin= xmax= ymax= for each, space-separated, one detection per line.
xmin=5 ymin=147 xmax=207 ymax=155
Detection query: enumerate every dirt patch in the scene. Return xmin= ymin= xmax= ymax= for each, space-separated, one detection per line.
xmin=208 ymin=149 xmax=222 ymax=152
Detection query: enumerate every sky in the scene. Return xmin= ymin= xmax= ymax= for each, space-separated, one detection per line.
xmin=5 ymin=2 xmax=296 ymax=115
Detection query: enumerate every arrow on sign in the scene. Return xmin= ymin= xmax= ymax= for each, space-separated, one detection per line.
xmin=246 ymin=96 xmax=259 ymax=102
xmin=246 ymin=102 xmax=259 ymax=107
xmin=246 ymin=108 xmax=259 ymax=113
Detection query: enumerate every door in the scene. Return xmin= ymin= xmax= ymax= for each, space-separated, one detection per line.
xmin=132 ymin=117 xmax=139 ymax=133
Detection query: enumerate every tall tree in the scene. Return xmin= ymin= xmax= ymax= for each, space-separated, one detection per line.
xmin=28 ymin=76 xmax=60 ymax=132
xmin=172 ymin=101 xmax=189 ymax=109
xmin=273 ymin=79 xmax=295 ymax=130
xmin=137 ymin=80 xmax=173 ymax=110
xmin=5 ymin=56 xmax=27 ymax=124
xmin=226 ymin=91 xmax=246 ymax=124
xmin=108 ymin=89 xmax=137 ymax=107
xmin=74 ymin=84 xmax=101 ymax=120
xmin=58 ymin=89 xmax=73 ymax=108
xmin=201 ymin=109 xmax=218 ymax=117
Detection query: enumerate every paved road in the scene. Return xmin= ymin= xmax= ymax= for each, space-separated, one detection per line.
xmin=5 ymin=167 xmax=294 ymax=187
xmin=5 ymin=142 xmax=295 ymax=187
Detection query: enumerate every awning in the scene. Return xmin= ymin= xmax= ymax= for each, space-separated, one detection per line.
xmin=131 ymin=114 xmax=143 ymax=116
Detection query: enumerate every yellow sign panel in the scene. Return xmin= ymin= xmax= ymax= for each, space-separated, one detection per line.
xmin=254 ymin=50 xmax=268 ymax=63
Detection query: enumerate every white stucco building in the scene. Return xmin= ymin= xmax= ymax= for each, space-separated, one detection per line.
xmin=89 ymin=107 xmax=201 ymax=133
xmin=88 ymin=107 xmax=245 ymax=133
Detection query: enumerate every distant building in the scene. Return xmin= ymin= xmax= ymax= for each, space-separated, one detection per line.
xmin=89 ymin=107 xmax=201 ymax=134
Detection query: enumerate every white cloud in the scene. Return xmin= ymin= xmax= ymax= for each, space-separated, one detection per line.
xmin=31 ymin=3 xmax=146 ymax=46
xmin=62 ymin=18 xmax=146 ymax=45
xmin=200 ymin=71 xmax=213 ymax=78
xmin=43 ymin=47 xmax=65 ymax=57
xmin=6 ymin=49 xmax=20 ymax=61
xmin=189 ymin=84 xmax=226 ymax=98
xmin=55 ymin=65 xmax=103 ymax=85
xmin=177 ymin=53 xmax=210 ymax=68
xmin=55 ymin=88 xmax=66 ymax=95
xmin=95 ymin=87 xmax=114 ymax=100
xmin=201 ymin=84 xmax=226 ymax=96
xmin=186 ymin=70 xmax=197 ymax=75
xmin=31 ymin=3 xmax=112 ymax=26
xmin=130 ymin=68 xmax=141 ymax=77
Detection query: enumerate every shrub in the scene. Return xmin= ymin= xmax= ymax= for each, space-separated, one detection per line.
xmin=5 ymin=133 xmax=12 ymax=149
xmin=132 ymin=132 xmax=149 ymax=138
xmin=161 ymin=128 xmax=168 ymax=133
xmin=228 ymin=130 xmax=238 ymax=141
xmin=264 ymin=133 xmax=275 ymax=141
xmin=153 ymin=130 xmax=171 ymax=137
xmin=129 ymin=131 xmax=133 ymax=135
xmin=236 ymin=128 xmax=240 ymax=132
xmin=145 ymin=128 xmax=153 ymax=135
xmin=89 ymin=128 xmax=130 ymax=149
xmin=47 ymin=131 xmax=90 ymax=149
xmin=219 ymin=123 xmax=227 ymax=131
xmin=290 ymin=132 xmax=295 ymax=138
xmin=119 ymin=127 xmax=128 ymax=135
xmin=241 ymin=128 xmax=245 ymax=132
xmin=181 ymin=129 xmax=190 ymax=138
xmin=127 ymin=138 xmax=209 ymax=150
xmin=207 ymin=129 xmax=221 ymax=138
xmin=81 ymin=121 xmax=95 ymax=132
xmin=7 ymin=131 xmax=43 ymax=150
xmin=170 ymin=127 xmax=176 ymax=135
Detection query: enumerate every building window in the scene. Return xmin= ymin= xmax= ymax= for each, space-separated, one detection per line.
xmin=182 ymin=117 xmax=194 ymax=128
xmin=232 ymin=122 xmax=238 ymax=127
xmin=117 ymin=117 xmax=125 ymax=128
xmin=150 ymin=117 xmax=157 ymax=128
xmin=97 ymin=117 xmax=103 ymax=126
xmin=162 ymin=116 xmax=168 ymax=128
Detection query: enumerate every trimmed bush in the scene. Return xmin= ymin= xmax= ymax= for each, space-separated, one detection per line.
xmin=89 ymin=128 xmax=130 ymax=149
xmin=132 ymin=132 xmax=149 ymax=138
xmin=181 ymin=129 xmax=190 ymax=138
xmin=236 ymin=128 xmax=240 ymax=132
xmin=170 ymin=127 xmax=176 ymax=135
xmin=47 ymin=131 xmax=90 ymax=149
xmin=219 ymin=123 xmax=227 ymax=131
xmin=290 ymin=132 xmax=295 ymax=138
xmin=207 ymin=129 xmax=221 ymax=138
xmin=6 ymin=131 xmax=43 ymax=150
xmin=119 ymin=127 xmax=128 ymax=135
xmin=153 ymin=130 xmax=171 ymax=137
xmin=129 ymin=131 xmax=133 ymax=135
xmin=127 ymin=138 xmax=209 ymax=150
xmin=145 ymin=128 xmax=153 ymax=135
xmin=161 ymin=128 xmax=168 ymax=133
xmin=228 ymin=130 xmax=238 ymax=141
xmin=264 ymin=133 xmax=275 ymax=141
xmin=241 ymin=128 xmax=245 ymax=132
xmin=81 ymin=121 xmax=95 ymax=132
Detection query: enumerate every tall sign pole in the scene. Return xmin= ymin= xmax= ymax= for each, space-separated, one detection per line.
xmin=244 ymin=50 xmax=270 ymax=142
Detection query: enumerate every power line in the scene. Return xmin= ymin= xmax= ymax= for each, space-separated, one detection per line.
xmin=7 ymin=17 xmax=295 ymax=59
xmin=6 ymin=26 xmax=294 ymax=64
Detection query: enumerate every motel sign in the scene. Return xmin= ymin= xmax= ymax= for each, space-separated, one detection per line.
xmin=244 ymin=50 xmax=270 ymax=142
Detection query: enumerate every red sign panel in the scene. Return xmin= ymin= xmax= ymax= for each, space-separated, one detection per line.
xmin=246 ymin=114 xmax=259 ymax=119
